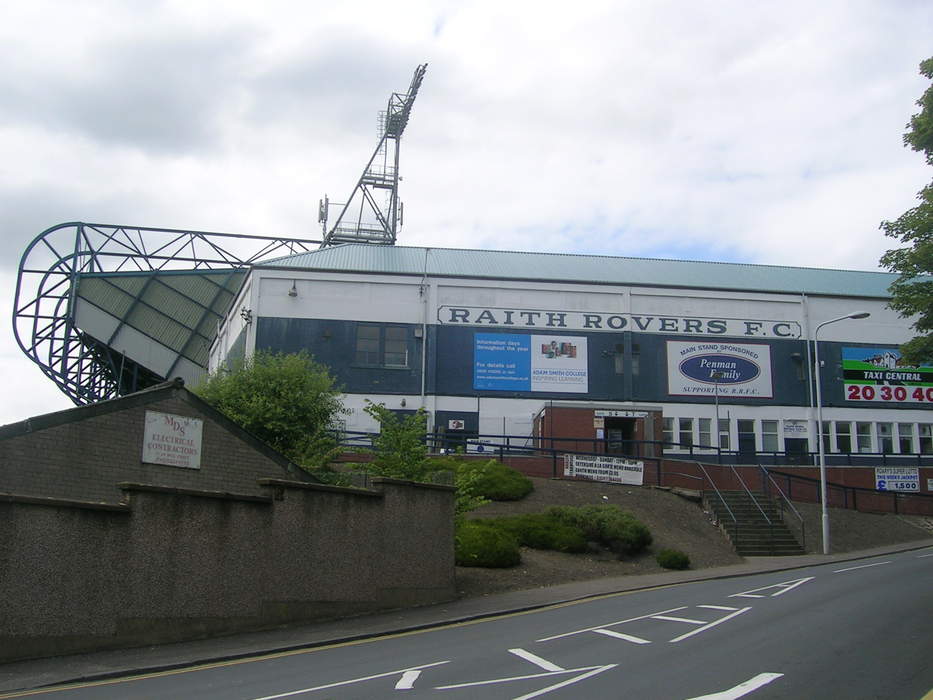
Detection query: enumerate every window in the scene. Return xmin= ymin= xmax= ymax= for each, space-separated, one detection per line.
xmin=632 ymin=344 xmax=640 ymax=376
xmin=897 ymin=423 xmax=914 ymax=454
xmin=698 ymin=418 xmax=712 ymax=447
xmin=384 ymin=326 xmax=408 ymax=367
xmin=355 ymin=325 xmax=409 ymax=368
xmin=613 ymin=344 xmax=624 ymax=374
xmin=737 ymin=420 xmax=756 ymax=454
xmin=679 ymin=418 xmax=693 ymax=448
xmin=662 ymin=417 xmax=674 ymax=448
xmin=920 ymin=424 xmax=932 ymax=454
xmin=762 ymin=420 xmax=779 ymax=452
xmin=820 ymin=421 xmax=831 ymax=453
xmin=835 ymin=422 xmax=852 ymax=453
xmin=718 ymin=419 xmax=730 ymax=450
xmin=856 ymin=422 xmax=872 ymax=453
xmin=877 ymin=423 xmax=893 ymax=454
xmin=354 ymin=325 xmax=380 ymax=365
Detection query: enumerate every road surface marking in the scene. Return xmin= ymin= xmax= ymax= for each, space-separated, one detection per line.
xmin=917 ymin=553 xmax=933 ymax=558
xmin=731 ymin=577 xmax=814 ymax=598
xmin=248 ymin=660 xmax=450 ymax=699
xmin=537 ymin=606 xmax=687 ymax=641
xmin=689 ymin=673 xmax=784 ymax=700
xmin=669 ymin=607 xmax=752 ymax=643
xmin=685 ymin=672 xmax=784 ymax=699
xmin=435 ymin=664 xmax=616 ymax=700
xmin=394 ymin=671 xmax=421 ymax=690
xmin=509 ymin=648 xmax=565 ymax=672
xmin=594 ymin=628 xmax=652 ymax=644
xmin=833 ymin=561 xmax=891 ymax=573
xmin=698 ymin=605 xmax=742 ymax=611
xmin=652 ymin=614 xmax=707 ymax=625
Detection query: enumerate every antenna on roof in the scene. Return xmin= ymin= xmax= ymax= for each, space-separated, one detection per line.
xmin=319 ymin=63 xmax=427 ymax=248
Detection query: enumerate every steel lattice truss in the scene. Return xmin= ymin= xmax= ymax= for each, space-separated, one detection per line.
xmin=319 ymin=63 xmax=427 ymax=247
xmin=13 ymin=222 xmax=319 ymax=406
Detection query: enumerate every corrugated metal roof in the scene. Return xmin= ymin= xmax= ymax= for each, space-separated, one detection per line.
xmin=258 ymin=244 xmax=900 ymax=298
xmin=76 ymin=269 xmax=246 ymax=368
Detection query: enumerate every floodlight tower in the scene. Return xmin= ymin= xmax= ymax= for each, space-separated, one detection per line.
xmin=319 ymin=63 xmax=427 ymax=247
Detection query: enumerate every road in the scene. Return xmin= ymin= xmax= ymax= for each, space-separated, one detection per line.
xmin=4 ymin=547 xmax=932 ymax=699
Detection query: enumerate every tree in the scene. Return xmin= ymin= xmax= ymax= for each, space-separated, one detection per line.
xmin=194 ymin=350 xmax=346 ymax=469
xmin=879 ymin=57 xmax=933 ymax=364
xmin=362 ymin=400 xmax=429 ymax=480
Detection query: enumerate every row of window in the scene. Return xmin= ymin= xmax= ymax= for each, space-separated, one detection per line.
xmin=662 ymin=417 xmax=933 ymax=455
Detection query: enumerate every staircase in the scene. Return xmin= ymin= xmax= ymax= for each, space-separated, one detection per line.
xmin=704 ymin=490 xmax=805 ymax=556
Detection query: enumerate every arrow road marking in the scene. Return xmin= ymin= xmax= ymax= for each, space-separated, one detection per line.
xmin=248 ymin=660 xmax=450 ymax=698
xmin=685 ymin=672 xmax=784 ymax=699
xmin=730 ymin=577 xmax=814 ymax=598
xmin=538 ymin=606 xmax=687 ymax=642
xmin=669 ymin=607 xmax=752 ymax=643
xmin=436 ymin=664 xmax=617 ymax=700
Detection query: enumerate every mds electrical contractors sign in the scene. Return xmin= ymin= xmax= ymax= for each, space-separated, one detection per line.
xmin=667 ymin=341 xmax=773 ymax=398
xmin=474 ymin=333 xmax=588 ymax=393
xmin=842 ymin=347 xmax=933 ymax=403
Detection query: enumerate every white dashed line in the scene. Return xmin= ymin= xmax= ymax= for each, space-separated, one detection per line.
xmin=508 ymin=648 xmax=565 ymax=672
xmin=685 ymin=672 xmax=784 ymax=699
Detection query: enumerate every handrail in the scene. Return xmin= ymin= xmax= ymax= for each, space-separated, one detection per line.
xmin=728 ymin=464 xmax=776 ymax=555
xmin=758 ymin=464 xmax=806 ymax=551
xmin=695 ymin=462 xmax=739 ymax=546
xmin=729 ymin=465 xmax=772 ymax=526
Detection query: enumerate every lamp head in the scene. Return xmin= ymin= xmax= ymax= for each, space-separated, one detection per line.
xmin=848 ymin=312 xmax=870 ymax=320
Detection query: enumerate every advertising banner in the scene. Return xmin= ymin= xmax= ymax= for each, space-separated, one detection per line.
xmin=666 ymin=341 xmax=773 ymax=398
xmin=564 ymin=454 xmax=644 ymax=485
xmin=474 ymin=333 xmax=588 ymax=393
xmin=875 ymin=467 xmax=920 ymax=492
xmin=142 ymin=411 xmax=203 ymax=469
xmin=842 ymin=347 xmax=933 ymax=403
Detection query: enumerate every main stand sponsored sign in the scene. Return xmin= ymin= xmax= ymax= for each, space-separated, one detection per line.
xmin=875 ymin=467 xmax=920 ymax=492
xmin=666 ymin=341 xmax=773 ymax=398
xmin=474 ymin=333 xmax=588 ymax=393
xmin=564 ymin=454 xmax=644 ymax=485
xmin=842 ymin=347 xmax=933 ymax=403
xmin=142 ymin=411 xmax=203 ymax=469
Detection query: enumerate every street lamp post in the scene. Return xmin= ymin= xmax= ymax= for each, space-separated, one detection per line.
xmin=711 ymin=370 xmax=724 ymax=463
xmin=813 ymin=311 xmax=870 ymax=554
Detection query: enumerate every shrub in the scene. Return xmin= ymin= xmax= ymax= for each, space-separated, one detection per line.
xmin=488 ymin=514 xmax=588 ymax=553
xmin=545 ymin=505 xmax=653 ymax=556
xmin=455 ymin=521 xmax=521 ymax=567
xmin=456 ymin=459 xmax=534 ymax=501
xmin=656 ymin=548 xmax=691 ymax=570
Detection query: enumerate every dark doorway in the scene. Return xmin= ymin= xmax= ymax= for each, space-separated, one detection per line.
xmin=605 ymin=417 xmax=636 ymax=455
xmin=784 ymin=438 xmax=809 ymax=465
xmin=737 ymin=419 xmax=756 ymax=462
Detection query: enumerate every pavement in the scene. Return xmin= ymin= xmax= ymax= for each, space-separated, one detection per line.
xmin=1 ymin=538 xmax=931 ymax=695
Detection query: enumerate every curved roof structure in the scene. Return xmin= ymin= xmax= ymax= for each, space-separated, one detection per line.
xmin=13 ymin=222 xmax=319 ymax=405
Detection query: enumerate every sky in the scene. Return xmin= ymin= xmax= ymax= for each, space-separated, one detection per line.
xmin=1 ymin=0 xmax=931 ymax=424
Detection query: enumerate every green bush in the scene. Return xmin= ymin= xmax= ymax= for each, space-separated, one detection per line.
xmin=656 ymin=548 xmax=690 ymax=570
xmin=457 ymin=459 xmax=534 ymax=501
xmin=545 ymin=505 xmax=653 ymax=556
xmin=488 ymin=514 xmax=588 ymax=553
xmin=455 ymin=521 xmax=521 ymax=567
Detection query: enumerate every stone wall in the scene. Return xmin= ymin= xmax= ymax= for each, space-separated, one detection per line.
xmin=0 ymin=380 xmax=310 ymax=503
xmin=0 ymin=478 xmax=455 ymax=662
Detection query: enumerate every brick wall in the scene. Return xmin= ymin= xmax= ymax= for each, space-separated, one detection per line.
xmin=0 ymin=478 xmax=455 ymax=662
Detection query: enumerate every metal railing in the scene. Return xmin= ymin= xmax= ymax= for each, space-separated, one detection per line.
xmin=695 ymin=461 xmax=740 ymax=547
xmin=759 ymin=464 xmax=806 ymax=551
